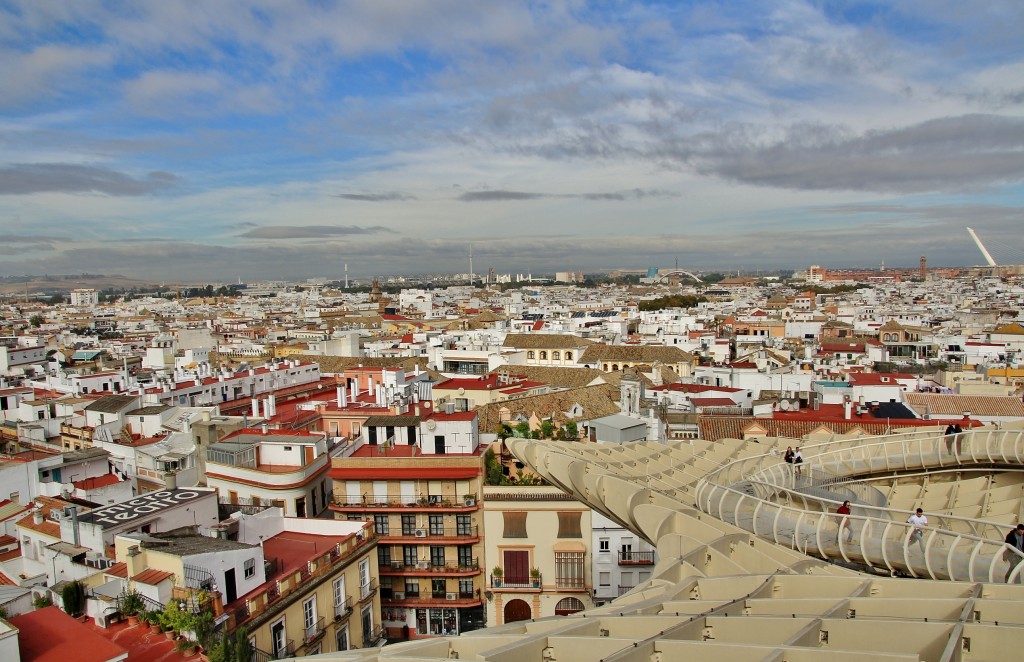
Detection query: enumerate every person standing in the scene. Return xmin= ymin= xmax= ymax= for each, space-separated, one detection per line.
xmin=784 ymin=446 xmax=794 ymax=464
xmin=907 ymin=508 xmax=928 ymax=555
xmin=944 ymin=423 xmax=957 ymax=454
xmin=836 ymin=500 xmax=853 ymax=543
xmin=793 ymin=447 xmax=804 ymax=477
xmin=1004 ymin=523 xmax=1024 ymax=583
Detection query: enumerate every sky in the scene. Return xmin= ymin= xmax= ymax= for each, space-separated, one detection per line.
xmin=1 ymin=0 xmax=1023 ymax=281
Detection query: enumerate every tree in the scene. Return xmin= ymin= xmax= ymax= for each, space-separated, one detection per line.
xmin=513 ymin=421 xmax=531 ymax=438
xmin=62 ymin=580 xmax=86 ymax=617
xmin=563 ymin=421 xmax=579 ymax=440
xmin=29 ymin=314 xmax=44 ymax=327
xmin=539 ymin=420 xmax=556 ymax=439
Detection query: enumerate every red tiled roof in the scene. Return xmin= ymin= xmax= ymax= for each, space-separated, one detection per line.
xmin=10 ymin=606 xmax=128 ymax=662
xmin=132 ymin=568 xmax=174 ymax=586
xmin=73 ymin=474 xmax=124 ymax=490
xmin=106 ymin=562 xmax=128 ymax=578
xmin=692 ymin=397 xmax=740 ymax=407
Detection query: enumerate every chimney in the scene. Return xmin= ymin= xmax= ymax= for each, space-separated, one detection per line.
xmin=843 ymin=398 xmax=852 ymax=420
xmin=165 ymin=471 xmax=177 ymax=490
xmin=33 ymin=510 xmax=43 ymax=525
xmin=337 ymin=386 xmax=347 ymax=408
xmin=268 ymin=394 xmax=276 ymax=417
xmin=67 ymin=505 xmax=81 ymax=547
xmin=252 ymin=398 xmax=261 ymax=418
xmin=126 ymin=545 xmax=143 ymax=577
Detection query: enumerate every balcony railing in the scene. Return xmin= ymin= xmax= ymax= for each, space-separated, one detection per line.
xmin=336 ymin=494 xmax=478 ymax=509
xmin=391 ymin=526 xmax=479 ymax=538
xmin=617 ymin=584 xmax=635 ymax=596
xmin=271 ymin=639 xmax=295 ymax=660
xmin=617 ymin=551 xmax=655 ymax=565
xmin=303 ymin=617 xmax=325 ymax=647
xmin=365 ymin=624 xmax=387 ymax=647
xmin=491 ymin=573 xmax=541 ymax=589
xmin=382 ymin=559 xmax=481 ymax=574
xmin=333 ymin=596 xmax=352 ymax=621
xmin=359 ymin=578 xmax=378 ymax=602
xmin=555 ymin=576 xmax=586 ymax=590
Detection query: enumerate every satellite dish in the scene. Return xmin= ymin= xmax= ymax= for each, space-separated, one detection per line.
xmin=779 ymin=400 xmax=791 ymax=411
xmin=426 ymin=420 xmax=437 ymax=431
xmin=457 ymin=387 xmax=465 ymax=395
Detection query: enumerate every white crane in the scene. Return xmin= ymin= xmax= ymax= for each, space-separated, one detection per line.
xmin=966 ymin=227 xmax=998 ymax=267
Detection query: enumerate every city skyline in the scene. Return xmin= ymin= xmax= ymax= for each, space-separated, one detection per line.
xmin=1 ymin=1 xmax=1023 ymax=280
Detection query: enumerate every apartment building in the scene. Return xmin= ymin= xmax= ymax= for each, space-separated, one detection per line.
xmin=591 ymin=511 xmax=657 ymax=604
xmin=481 ymin=484 xmax=593 ymax=626
xmin=205 ymin=428 xmax=331 ymax=517
xmin=114 ymin=509 xmax=381 ymax=657
xmin=330 ymin=434 xmax=487 ymax=639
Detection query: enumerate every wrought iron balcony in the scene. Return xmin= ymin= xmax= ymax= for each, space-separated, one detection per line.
xmin=617 ymin=550 xmax=655 ymax=565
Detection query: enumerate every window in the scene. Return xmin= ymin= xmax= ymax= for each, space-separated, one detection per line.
xmin=552 ymin=351 xmax=560 ymax=360
xmin=244 ymin=558 xmax=255 ymax=579
xmin=429 ymin=514 xmax=444 ymax=536
xmin=403 ymin=545 xmax=418 ymax=566
xmin=503 ymin=511 xmax=527 ymax=538
xmin=430 ymin=545 xmax=445 ymax=567
xmin=456 ymin=514 xmax=472 ymax=536
xmin=405 ymin=580 xmax=420 ymax=597
xmin=527 ymin=351 xmax=535 ymax=359
xmin=564 ymin=351 xmax=573 ymax=360
xmin=374 ymin=514 xmax=390 ymax=535
xmin=555 ymin=551 xmax=585 ymax=589
xmin=431 ymin=578 xmax=447 ymax=599
xmin=557 ymin=512 xmax=582 ymax=538
xmin=459 ymin=578 xmax=474 ymax=597
xmin=378 ymin=546 xmax=392 ymax=567
xmin=335 ymin=624 xmax=349 ymax=651
xmin=457 ymin=545 xmax=473 ymax=568
xmin=401 ymin=514 xmax=416 ymax=536
xmin=599 ymin=572 xmax=610 ymax=586
xmin=598 ymin=538 xmax=610 ymax=553
xmin=554 ymin=597 xmax=585 ymax=616
xmin=333 ymin=577 xmax=346 ymax=609
xmin=303 ymin=596 xmax=317 ymax=632
xmin=539 ymin=351 xmax=547 ymax=360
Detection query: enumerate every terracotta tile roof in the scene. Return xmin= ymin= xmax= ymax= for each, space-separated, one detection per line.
xmin=132 ymin=568 xmax=174 ymax=585
xmin=697 ymin=415 xmax=943 ymax=442
xmin=489 ymin=365 xmax=609 ymax=389
xmin=905 ymin=393 xmax=1024 ymax=418
xmin=106 ymin=562 xmax=129 ymax=578
xmin=579 ymin=343 xmax=696 ymax=364
xmin=477 ymin=384 xmax=621 ymax=431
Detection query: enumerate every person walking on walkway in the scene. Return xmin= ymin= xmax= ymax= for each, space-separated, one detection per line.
xmin=836 ymin=500 xmax=853 ymax=544
xmin=944 ymin=423 xmax=957 ymax=454
xmin=1004 ymin=523 xmax=1024 ymax=584
xmin=907 ymin=508 xmax=928 ymax=555
xmin=793 ymin=447 xmax=804 ymax=478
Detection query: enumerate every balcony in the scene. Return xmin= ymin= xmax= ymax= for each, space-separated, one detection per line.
xmin=333 ymin=597 xmax=352 ymax=621
xmin=271 ymin=639 xmax=295 ymax=660
xmin=332 ymin=493 xmax=479 ymax=511
xmin=359 ymin=578 xmax=378 ymax=602
xmin=380 ymin=559 xmax=481 ymax=576
xmin=617 ymin=551 xmax=655 ymax=565
xmin=617 ymin=584 xmax=635 ymax=596
xmin=365 ymin=624 xmax=387 ymax=647
xmin=555 ymin=576 xmax=586 ymax=591
xmin=491 ymin=573 xmax=541 ymax=590
xmin=387 ymin=525 xmax=480 ymax=541
xmin=303 ymin=617 xmax=325 ymax=647
xmin=381 ymin=591 xmax=483 ymax=608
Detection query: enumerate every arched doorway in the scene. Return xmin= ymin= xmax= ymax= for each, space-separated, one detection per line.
xmin=554 ymin=597 xmax=585 ymax=616
xmin=503 ymin=598 xmax=532 ymax=623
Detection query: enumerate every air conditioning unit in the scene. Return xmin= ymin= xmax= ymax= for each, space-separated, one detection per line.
xmin=414 ymin=529 xmax=427 ymax=538
xmin=390 ymin=561 xmax=402 ymax=570
xmin=416 ymin=561 xmax=430 ymax=570
xmin=463 ymin=498 xmax=476 ymax=507
xmin=446 ymin=592 xmax=457 ymax=601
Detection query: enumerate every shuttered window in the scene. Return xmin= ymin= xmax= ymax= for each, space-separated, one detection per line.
xmin=503 ymin=511 xmax=527 ymax=538
xmin=557 ymin=511 xmax=582 ymax=538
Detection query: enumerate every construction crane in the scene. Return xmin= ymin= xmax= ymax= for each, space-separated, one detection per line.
xmin=966 ymin=227 xmax=998 ymax=267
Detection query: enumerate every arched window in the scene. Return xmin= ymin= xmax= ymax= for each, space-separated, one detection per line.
xmin=552 ymin=351 xmax=560 ymax=360
xmin=527 ymin=351 xmax=535 ymax=359
xmin=554 ymin=597 xmax=585 ymax=616
xmin=539 ymin=351 xmax=548 ymax=360
xmin=564 ymin=351 xmax=573 ymax=361
xmin=611 ymin=364 xmax=619 ymax=371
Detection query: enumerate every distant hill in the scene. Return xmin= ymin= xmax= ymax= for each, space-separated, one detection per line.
xmin=0 ymin=274 xmax=164 ymax=295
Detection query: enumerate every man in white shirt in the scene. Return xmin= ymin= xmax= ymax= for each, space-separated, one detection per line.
xmin=907 ymin=508 xmax=928 ymax=554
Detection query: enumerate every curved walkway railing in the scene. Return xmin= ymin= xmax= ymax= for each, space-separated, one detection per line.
xmin=695 ymin=428 xmax=1024 ymax=583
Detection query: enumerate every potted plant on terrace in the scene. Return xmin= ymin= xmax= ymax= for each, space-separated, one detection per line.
xmin=62 ymin=580 xmax=87 ymax=620
xmin=119 ymin=587 xmax=144 ymax=625
xmin=491 ymin=566 xmax=503 ymax=587
xmin=530 ymin=567 xmax=541 ymax=588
